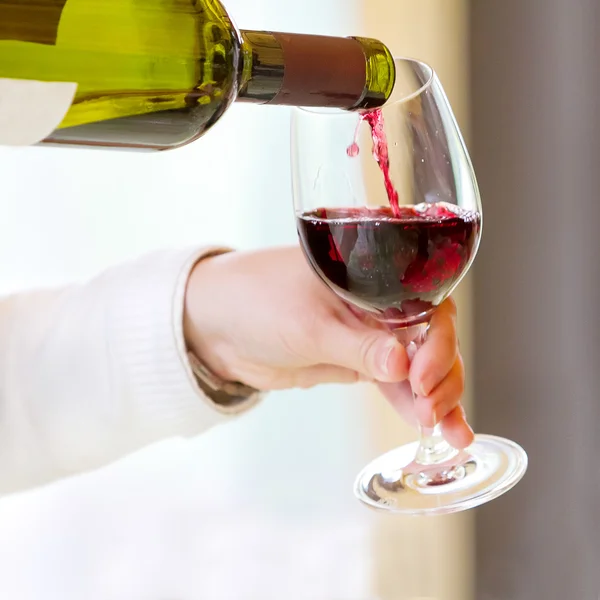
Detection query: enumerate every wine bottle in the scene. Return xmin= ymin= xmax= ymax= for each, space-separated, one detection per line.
xmin=0 ymin=0 xmax=395 ymax=151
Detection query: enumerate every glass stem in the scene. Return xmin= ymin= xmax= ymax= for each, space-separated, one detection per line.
xmin=415 ymin=423 xmax=456 ymax=466
xmin=392 ymin=321 xmax=458 ymax=467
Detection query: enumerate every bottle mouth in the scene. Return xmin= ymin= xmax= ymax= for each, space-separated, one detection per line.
xmin=297 ymin=57 xmax=434 ymax=116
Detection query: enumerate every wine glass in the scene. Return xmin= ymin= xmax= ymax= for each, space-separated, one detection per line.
xmin=290 ymin=57 xmax=527 ymax=515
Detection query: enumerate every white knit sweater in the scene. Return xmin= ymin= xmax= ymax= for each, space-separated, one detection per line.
xmin=0 ymin=247 xmax=259 ymax=494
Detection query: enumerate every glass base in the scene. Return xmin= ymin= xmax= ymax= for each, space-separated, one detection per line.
xmin=354 ymin=434 xmax=527 ymax=516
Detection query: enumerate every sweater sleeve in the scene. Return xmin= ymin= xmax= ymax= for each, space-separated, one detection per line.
xmin=0 ymin=247 xmax=261 ymax=494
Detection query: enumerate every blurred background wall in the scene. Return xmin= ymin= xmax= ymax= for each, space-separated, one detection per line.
xmin=471 ymin=1 xmax=600 ymax=598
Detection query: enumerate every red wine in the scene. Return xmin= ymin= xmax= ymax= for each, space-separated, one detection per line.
xmin=297 ymin=203 xmax=480 ymax=324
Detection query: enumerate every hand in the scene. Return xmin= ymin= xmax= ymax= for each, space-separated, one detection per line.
xmin=375 ymin=298 xmax=472 ymax=449
xmin=184 ymin=246 xmax=473 ymax=448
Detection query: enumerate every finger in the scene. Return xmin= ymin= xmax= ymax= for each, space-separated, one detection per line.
xmin=414 ymin=355 xmax=465 ymax=428
xmin=377 ymin=381 xmax=474 ymax=449
xmin=376 ymin=380 xmax=418 ymax=427
xmin=410 ymin=298 xmax=458 ymax=397
xmin=440 ymin=404 xmax=474 ymax=449
xmin=317 ymin=320 xmax=410 ymax=382
xmin=287 ymin=365 xmax=360 ymax=389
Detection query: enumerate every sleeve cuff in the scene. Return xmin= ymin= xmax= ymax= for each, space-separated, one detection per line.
xmin=107 ymin=246 xmax=262 ymax=441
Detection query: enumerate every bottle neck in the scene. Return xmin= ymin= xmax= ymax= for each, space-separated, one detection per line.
xmin=238 ymin=31 xmax=395 ymax=110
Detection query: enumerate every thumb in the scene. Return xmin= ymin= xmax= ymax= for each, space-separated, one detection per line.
xmin=318 ymin=323 xmax=410 ymax=382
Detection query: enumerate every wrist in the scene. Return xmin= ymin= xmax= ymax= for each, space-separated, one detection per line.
xmin=184 ymin=250 xmax=235 ymax=377
xmin=187 ymin=351 xmax=260 ymax=408
xmin=184 ymin=250 xmax=260 ymax=405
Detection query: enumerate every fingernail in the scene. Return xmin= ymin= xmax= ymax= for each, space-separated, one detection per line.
xmin=378 ymin=339 xmax=399 ymax=377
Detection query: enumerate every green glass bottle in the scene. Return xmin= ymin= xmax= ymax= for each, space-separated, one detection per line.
xmin=0 ymin=0 xmax=395 ymax=150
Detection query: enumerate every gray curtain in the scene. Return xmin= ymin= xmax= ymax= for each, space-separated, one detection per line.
xmin=470 ymin=1 xmax=600 ymax=598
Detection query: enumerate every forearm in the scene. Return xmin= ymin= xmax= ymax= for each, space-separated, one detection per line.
xmin=0 ymin=248 xmax=258 ymax=494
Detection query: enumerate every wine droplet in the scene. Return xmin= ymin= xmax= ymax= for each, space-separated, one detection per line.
xmin=347 ymin=142 xmax=360 ymax=157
